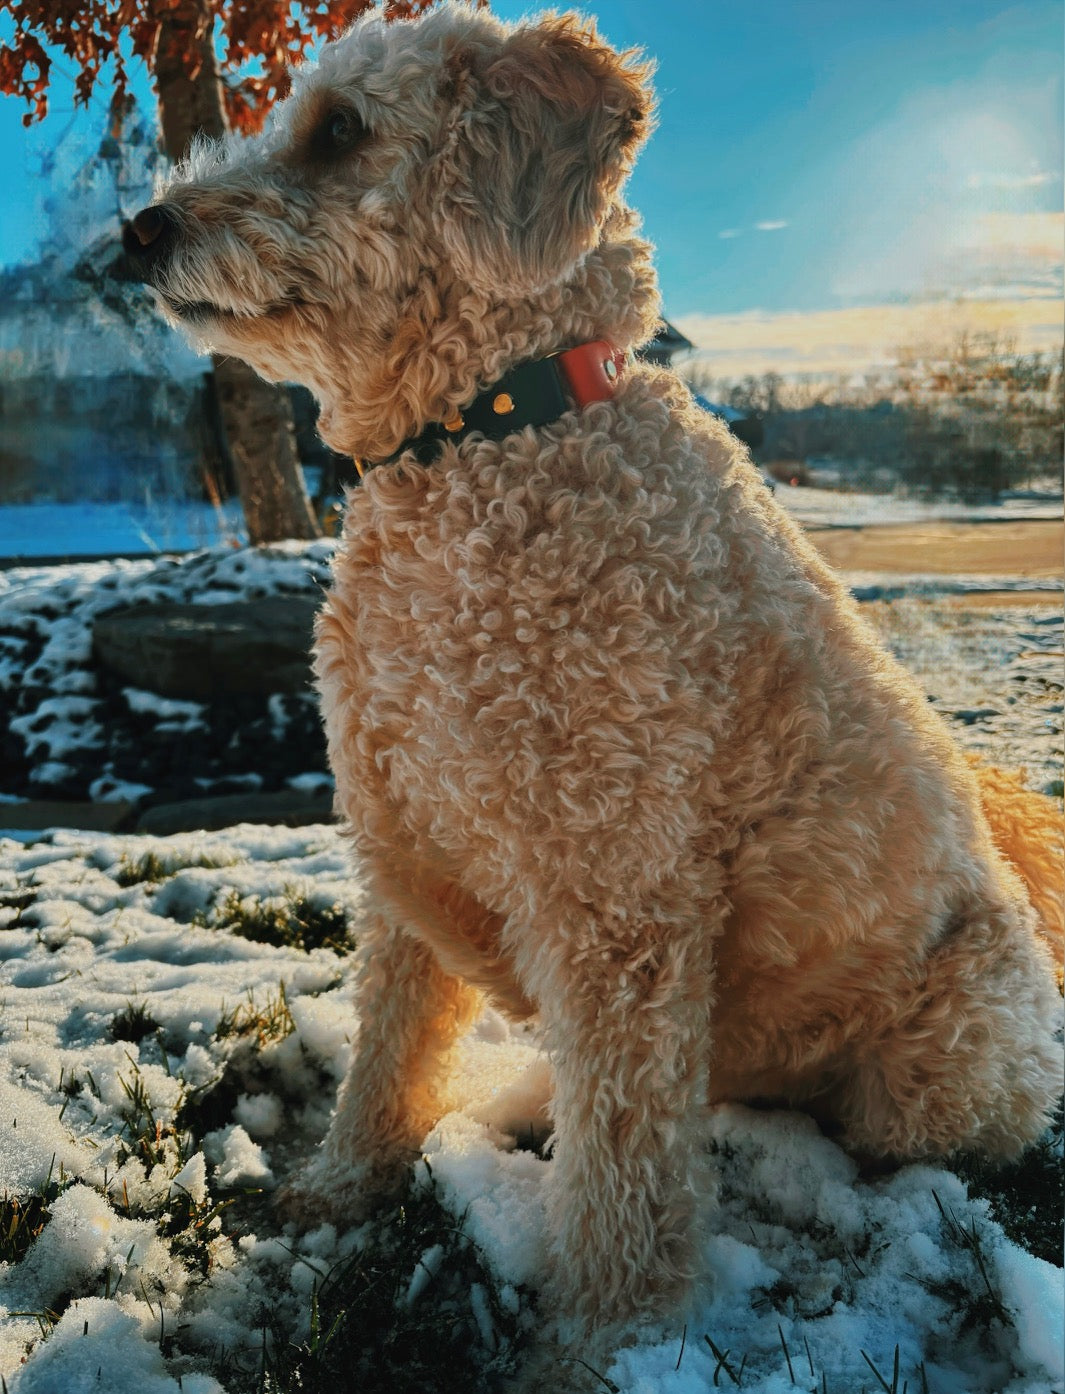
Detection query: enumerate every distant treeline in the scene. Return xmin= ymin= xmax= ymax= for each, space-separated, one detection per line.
xmin=690 ymin=335 xmax=1064 ymax=501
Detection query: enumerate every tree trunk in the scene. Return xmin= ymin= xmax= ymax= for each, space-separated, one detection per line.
xmin=153 ymin=0 xmax=320 ymax=544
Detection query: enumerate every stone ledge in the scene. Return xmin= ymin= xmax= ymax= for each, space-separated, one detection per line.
xmin=0 ymin=800 xmax=135 ymax=834
xmin=92 ymin=596 xmax=320 ymax=701
xmin=135 ymin=788 xmax=335 ymax=835
xmin=0 ymin=790 xmax=335 ymax=838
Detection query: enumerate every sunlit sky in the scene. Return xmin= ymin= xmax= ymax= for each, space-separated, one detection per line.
xmin=0 ymin=0 xmax=1061 ymax=376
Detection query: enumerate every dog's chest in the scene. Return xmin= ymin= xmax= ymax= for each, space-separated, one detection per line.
xmin=342 ymin=491 xmax=646 ymax=773
xmin=322 ymin=457 xmax=734 ymax=892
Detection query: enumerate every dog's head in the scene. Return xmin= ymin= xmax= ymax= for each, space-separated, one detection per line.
xmin=120 ymin=6 xmax=660 ymax=457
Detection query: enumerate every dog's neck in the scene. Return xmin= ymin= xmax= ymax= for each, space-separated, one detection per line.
xmin=315 ymin=205 xmax=662 ymax=463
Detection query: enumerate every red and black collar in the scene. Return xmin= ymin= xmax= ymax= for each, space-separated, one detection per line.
xmin=355 ymin=340 xmax=627 ymax=477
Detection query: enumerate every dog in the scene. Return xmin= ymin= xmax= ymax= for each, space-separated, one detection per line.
xmin=121 ymin=4 xmax=1062 ymax=1331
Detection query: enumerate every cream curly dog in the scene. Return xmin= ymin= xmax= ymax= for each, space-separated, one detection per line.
xmin=123 ymin=4 xmax=1062 ymax=1329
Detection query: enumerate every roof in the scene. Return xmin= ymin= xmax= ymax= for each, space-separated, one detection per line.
xmin=639 ymin=319 xmax=694 ymax=363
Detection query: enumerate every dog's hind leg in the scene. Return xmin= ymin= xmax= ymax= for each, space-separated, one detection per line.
xmin=834 ymin=898 xmax=1061 ymax=1162
xmin=535 ymin=920 xmax=715 ymax=1329
xmin=289 ymin=907 xmax=482 ymax=1220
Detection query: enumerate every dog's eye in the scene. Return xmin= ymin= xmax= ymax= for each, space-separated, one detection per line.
xmin=318 ymin=107 xmax=364 ymax=155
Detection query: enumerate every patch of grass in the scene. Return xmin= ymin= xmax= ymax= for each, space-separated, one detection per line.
xmin=114 ymin=1055 xmax=189 ymax=1177
xmin=952 ymin=1103 xmax=1064 ymax=1267
xmin=703 ymin=1333 xmax=747 ymax=1388
xmin=702 ymin=1328 xmax=928 ymax=1394
xmin=0 ymin=1158 xmax=69 ymax=1266
xmin=181 ymin=984 xmax=307 ymax=1139
xmin=115 ymin=848 xmax=240 ymax=887
xmin=1 ymin=1194 xmax=53 ymax=1267
xmin=252 ymin=1173 xmax=528 ymax=1394
xmin=922 ymin=1190 xmax=1014 ymax=1340
xmin=197 ymin=888 xmax=352 ymax=955
xmin=0 ymin=884 xmax=36 ymax=928
xmin=158 ymin=1159 xmax=239 ymax=1283
xmin=215 ymin=983 xmax=296 ymax=1048
xmin=107 ymin=1059 xmax=237 ymax=1288
xmin=109 ymin=1001 xmax=161 ymax=1044
xmin=175 ymin=1069 xmax=242 ymax=1148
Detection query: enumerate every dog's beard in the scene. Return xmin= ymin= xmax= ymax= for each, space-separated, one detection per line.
xmin=159 ymin=289 xmax=301 ymax=335
xmin=163 ymin=296 xmax=229 ymax=325
xmin=161 ymin=295 xmax=309 ymax=385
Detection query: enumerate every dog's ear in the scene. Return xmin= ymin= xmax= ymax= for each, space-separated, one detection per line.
xmin=440 ymin=14 xmax=654 ymax=296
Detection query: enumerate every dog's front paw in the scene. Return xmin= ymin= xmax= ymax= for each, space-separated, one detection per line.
xmin=277 ymin=1149 xmax=414 ymax=1231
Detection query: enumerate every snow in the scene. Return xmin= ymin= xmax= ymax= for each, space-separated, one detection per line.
xmin=9 ymin=696 xmax=103 ymax=763
xmin=0 ymin=525 xmax=1060 ymax=1390
xmin=233 ymin=1092 xmax=283 ymax=1140
xmin=0 ymin=815 xmax=1060 ymax=1391
xmin=0 ymin=1077 xmax=99 ymax=1193
xmin=122 ymin=688 xmax=206 ymax=725
xmin=203 ymin=1125 xmax=274 ymax=1189
xmin=996 ymin=1243 xmax=1065 ymax=1384
xmin=403 ymin=1243 xmax=445 ymax=1308
xmin=6 ymin=1298 xmax=225 ymax=1394
xmin=170 ymin=1152 xmax=209 ymax=1206
xmin=422 ymin=1111 xmax=550 ymax=1290
xmin=89 ymin=773 xmax=156 ymax=804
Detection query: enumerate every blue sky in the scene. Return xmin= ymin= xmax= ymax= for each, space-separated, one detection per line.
xmin=1 ymin=0 xmax=1061 ymax=373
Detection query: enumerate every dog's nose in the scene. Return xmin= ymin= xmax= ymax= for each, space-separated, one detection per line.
xmin=125 ymin=206 xmax=169 ymax=249
xmin=119 ymin=204 xmax=180 ymax=279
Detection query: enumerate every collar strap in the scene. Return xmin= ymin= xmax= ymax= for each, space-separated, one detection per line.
xmin=356 ymin=340 xmax=627 ymax=476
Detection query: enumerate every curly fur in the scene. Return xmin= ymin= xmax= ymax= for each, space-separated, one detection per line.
xmin=139 ymin=3 xmax=1062 ymax=1331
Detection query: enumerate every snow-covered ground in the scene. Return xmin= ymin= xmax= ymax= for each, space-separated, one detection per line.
xmin=779 ymin=485 xmax=1062 ymax=529
xmin=0 ymin=820 xmax=1061 ymax=1393
xmin=1 ymin=543 xmax=334 ymax=810
xmin=1 ymin=516 xmax=1061 ymax=1391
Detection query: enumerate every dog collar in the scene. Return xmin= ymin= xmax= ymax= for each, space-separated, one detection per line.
xmin=355 ymin=339 xmax=627 ymax=476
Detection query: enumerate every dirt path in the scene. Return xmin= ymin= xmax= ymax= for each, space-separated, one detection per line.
xmin=806 ymin=518 xmax=1062 ymax=578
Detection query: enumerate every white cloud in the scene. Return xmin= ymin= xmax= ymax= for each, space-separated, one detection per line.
xmin=720 ymin=221 xmax=790 ymax=239
xmin=966 ymin=170 xmax=1056 ymax=191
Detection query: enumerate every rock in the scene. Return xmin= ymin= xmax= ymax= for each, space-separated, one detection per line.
xmin=950 ymin=708 xmax=1002 ymax=725
xmin=135 ymin=788 xmax=334 ymax=835
xmin=92 ymin=597 xmax=320 ymax=700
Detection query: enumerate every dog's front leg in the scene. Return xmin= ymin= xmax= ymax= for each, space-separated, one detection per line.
xmin=286 ymin=907 xmax=481 ymax=1223
xmin=537 ymin=928 xmax=715 ymax=1330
